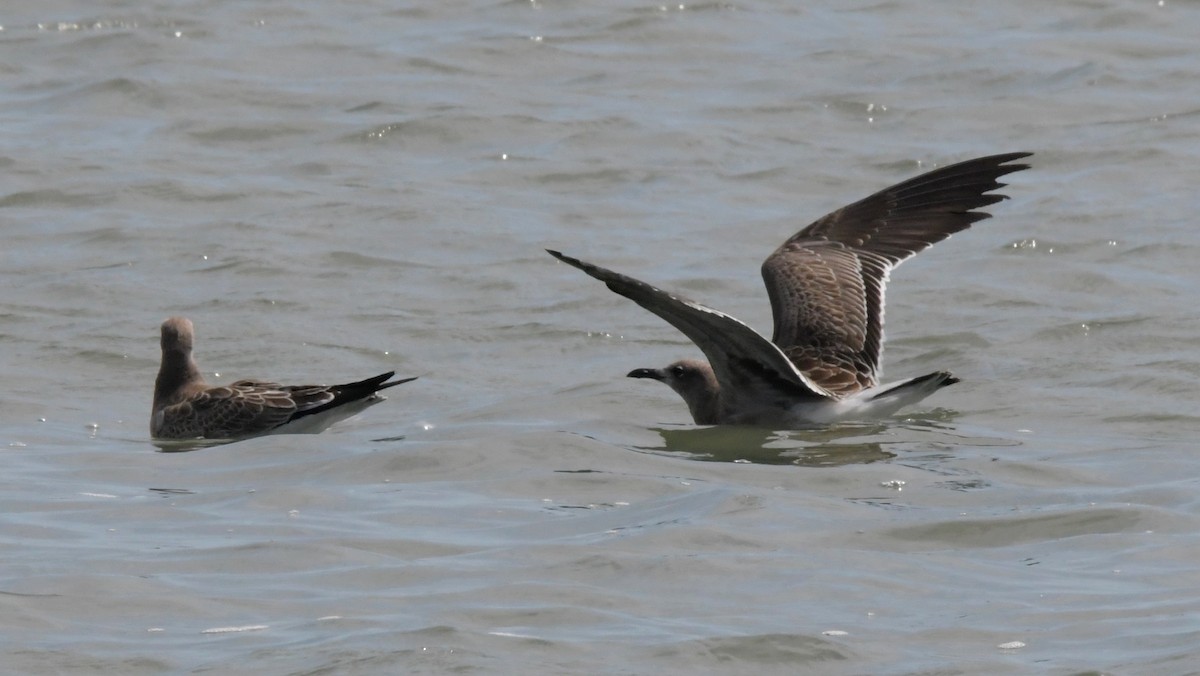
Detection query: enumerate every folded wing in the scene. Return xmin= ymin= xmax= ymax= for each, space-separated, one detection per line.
xmin=158 ymin=381 xmax=298 ymax=439
xmin=157 ymin=371 xmax=415 ymax=439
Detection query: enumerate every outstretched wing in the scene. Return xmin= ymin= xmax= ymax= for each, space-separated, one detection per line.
xmin=762 ymin=152 xmax=1032 ymax=396
xmin=548 ymin=249 xmax=836 ymax=411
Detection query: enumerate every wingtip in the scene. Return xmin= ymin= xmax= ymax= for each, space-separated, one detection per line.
xmin=347 ymin=370 xmax=410 ymax=392
xmin=381 ymin=375 xmax=419 ymax=389
xmin=993 ymin=151 xmax=1034 ymax=174
xmin=986 ymin=151 xmax=1033 ymax=165
xmin=545 ymin=249 xmax=589 ymax=272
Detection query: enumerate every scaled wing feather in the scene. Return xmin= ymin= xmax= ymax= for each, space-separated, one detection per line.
xmin=761 ymin=152 xmax=1031 ymax=396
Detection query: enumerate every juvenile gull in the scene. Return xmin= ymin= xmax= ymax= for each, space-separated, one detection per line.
xmin=548 ymin=152 xmax=1031 ymax=427
xmin=152 ymin=317 xmax=416 ymax=440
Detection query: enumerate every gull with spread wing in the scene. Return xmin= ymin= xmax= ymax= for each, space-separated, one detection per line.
xmin=548 ymin=152 xmax=1030 ymax=426
xmin=152 ymin=317 xmax=416 ymax=440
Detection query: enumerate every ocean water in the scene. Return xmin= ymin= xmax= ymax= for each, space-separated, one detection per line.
xmin=3 ymin=0 xmax=1200 ymax=673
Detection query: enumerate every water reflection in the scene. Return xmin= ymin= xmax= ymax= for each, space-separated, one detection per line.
xmin=153 ymin=433 xmax=408 ymax=452
xmin=152 ymin=437 xmax=236 ymax=453
xmin=633 ymin=412 xmax=979 ymax=467
xmin=635 ymin=423 xmax=896 ymax=467
xmin=148 ymin=487 xmax=197 ymax=497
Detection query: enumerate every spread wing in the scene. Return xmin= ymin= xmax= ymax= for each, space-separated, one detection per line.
xmin=548 ymin=249 xmax=836 ymax=408
xmin=762 ymin=152 xmax=1032 ymax=396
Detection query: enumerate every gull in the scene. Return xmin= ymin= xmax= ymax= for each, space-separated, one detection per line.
xmin=548 ymin=152 xmax=1030 ymax=427
xmin=152 ymin=317 xmax=416 ymax=440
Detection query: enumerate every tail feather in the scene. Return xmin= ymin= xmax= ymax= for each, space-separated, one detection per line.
xmin=290 ymin=371 xmax=417 ymax=422
xmin=334 ymin=371 xmax=419 ymax=394
xmin=869 ymin=370 xmax=958 ymax=402
xmin=376 ymin=375 xmax=419 ymax=391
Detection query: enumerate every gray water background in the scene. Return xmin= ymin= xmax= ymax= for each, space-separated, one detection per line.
xmin=3 ymin=0 xmax=1200 ymax=673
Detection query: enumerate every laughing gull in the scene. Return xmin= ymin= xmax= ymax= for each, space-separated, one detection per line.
xmin=152 ymin=317 xmax=416 ymax=440
xmin=548 ymin=152 xmax=1031 ymax=426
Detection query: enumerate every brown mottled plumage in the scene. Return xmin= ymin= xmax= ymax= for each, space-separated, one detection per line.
xmin=549 ymin=152 xmax=1030 ymax=426
xmin=152 ymin=317 xmax=416 ymax=440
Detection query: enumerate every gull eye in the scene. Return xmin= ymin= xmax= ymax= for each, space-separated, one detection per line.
xmin=670 ymin=364 xmax=687 ymax=378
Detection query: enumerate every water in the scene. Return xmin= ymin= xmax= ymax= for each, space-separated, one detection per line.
xmin=3 ymin=0 xmax=1200 ymax=672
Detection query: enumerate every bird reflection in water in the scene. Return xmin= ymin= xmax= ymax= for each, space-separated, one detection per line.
xmin=635 ymin=412 xmax=963 ymax=467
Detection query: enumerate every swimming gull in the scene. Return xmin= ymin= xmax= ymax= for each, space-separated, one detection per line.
xmin=152 ymin=316 xmax=416 ymax=440
xmin=548 ymin=152 xmax=1031 ymax=426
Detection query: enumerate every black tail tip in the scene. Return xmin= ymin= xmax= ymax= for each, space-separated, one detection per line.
xmin=911 ymin=370 xmax=960 ymax=388
xmin=380 ymin=375 xmax=419 ymax=390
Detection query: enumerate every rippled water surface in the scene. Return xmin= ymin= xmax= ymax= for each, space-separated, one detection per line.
xmin=4 ymin=1 xmax=1200 ymax=673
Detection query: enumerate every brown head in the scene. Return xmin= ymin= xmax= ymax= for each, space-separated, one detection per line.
xmin=160 ymin=316 xmax=195 ymax=356
xmin=154 ymin=317 xmax=205 ymax=416
xmin=627 ymin=358 xmax=721 ymax=425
